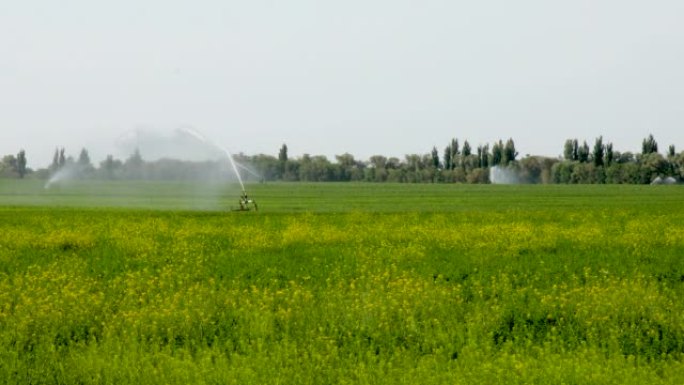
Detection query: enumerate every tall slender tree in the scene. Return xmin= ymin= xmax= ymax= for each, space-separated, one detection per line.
xmin=481 ymin=144 xmax=489 ymax=168
xmin=462 ymin=140 xmax=472 ymax=157
xmin=278 ymin=144 xmax=289 ymax=179
xmin=78 ymin=148 xmax=91 ymax=168
xmin=443 ymin=144 xmax=452 ymax=171
xmin=605 ymin=142 xmax=614 ymax=166
xmin=16 ymin=150 xmax=27 ymax=178
xmin=503 ymin=138 xmax=517 ymax=165
xmin=51 ymin=148 xmax=60 ymax=172
xmin=642 ymin=134 xmax=658 ymax=154
xmin=431 ymin=146 xmax=440 ymax=169
xmin=491 ymin=141 xmax=503 ymax=166
xmin=450 ymin=138 xmax=459 ymax=169
xmin=444 ymin=138 xmax=459 ymax=170
xmin=278 ymin=144 xmax=288 ymax=162
xmin=58 ymin=148 xmax=66 ymax=168
xmin=563 ymin=139 xmax=574 ymax=161
xmin=578 ymin=141 xmax=590 ymax=163
xmin=592 ymin=136 xmax=604 ymax=167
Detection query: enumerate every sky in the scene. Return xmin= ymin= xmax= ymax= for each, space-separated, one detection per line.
xmin=2 ymin=0 xmax=684 ymax=168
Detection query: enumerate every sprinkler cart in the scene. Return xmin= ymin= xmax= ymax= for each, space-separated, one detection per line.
xmin=233 ymin=191 xmax=258 ymax=211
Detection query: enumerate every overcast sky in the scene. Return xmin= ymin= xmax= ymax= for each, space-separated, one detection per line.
xmin=2 ymin=0 xmax=684 ymax=168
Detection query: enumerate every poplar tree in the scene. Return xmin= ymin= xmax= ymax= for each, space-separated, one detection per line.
xmin=605 ymin=142 xmax=614 ymax=166
xmin=58 ymin=148 xmax=66 ymax=168
xmin=642 ymin=134 xmax=658 ymax=154
xmin=462 ymin=140 xmax=472 ymax=157
xmin=16 ymin=150 xmax=27 ymax=178
xmin=593 ymin=136 xmax=604 ymax=167
xmin=578 ymin=141 xmax=590 ymax=163
xmin=51 ymin=148 xmax=60 ymax=172
xmin=491 ymin=141 xmax=503 ymax=166
xmin=503 ymin=138 xmax=517 ymax=165
xmin=564 ymin=139 xmax=574 ymax=161
xmin=431 ymin=146 xmax=440 ymax=169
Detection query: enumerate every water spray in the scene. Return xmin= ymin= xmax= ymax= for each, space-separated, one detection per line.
xmin=178 ymin=127 xmax=257 ymax=211
xmin=234 ymin=161 xmax=261 ymax=179
xmin=44 ymin=164 xmax=81 ymax=189
xmin=489 ymin=165 xmax=520 ymax=185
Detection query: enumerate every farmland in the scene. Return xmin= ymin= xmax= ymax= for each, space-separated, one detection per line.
xmin=1 ymin=180 xmax=684 ymax=384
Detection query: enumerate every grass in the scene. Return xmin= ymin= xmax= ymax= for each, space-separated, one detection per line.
xmin=1 ymin=180 xmax=683 ymax=384
xmin=1 ymin=178 xmax=682 ymax=212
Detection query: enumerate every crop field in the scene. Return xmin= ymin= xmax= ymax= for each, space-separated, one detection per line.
xmin=1 ymin=180 xmax=684 ymax=384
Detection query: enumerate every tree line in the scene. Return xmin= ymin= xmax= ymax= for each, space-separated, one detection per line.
xmin=246 ymin=139 xmax=520 ymax=184
xmin=551 ymin=134 xmax=682 ymax=184
xmin=2 ymin=134 xmax=683 ymax=184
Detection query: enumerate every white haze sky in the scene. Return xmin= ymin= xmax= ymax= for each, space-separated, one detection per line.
xmin=2 ymin=0 xmax=684 ymax=168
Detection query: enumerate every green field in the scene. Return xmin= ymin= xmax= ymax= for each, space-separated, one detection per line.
xmin=1 ymin=180 xmax=684 ymax=384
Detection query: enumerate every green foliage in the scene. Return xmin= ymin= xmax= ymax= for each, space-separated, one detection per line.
xmin=476 ymin=145 xmax=487 ymax=168
xmin=5 ymin=135 xmax=682 ymax=185
xmin=643 ymin=134 xmax=659 ymax=155
xmin=0 ymin=155 xmax=18 ymax=178
xmin=0 ymin=152 xmax=30 ymax=179
xmin=7 ymin=130 xmax=684 ymax=187
xmin=100 ymin=155 xmax=123 ymax=180
xmin=78 ymin=148 xmax=91 ymax=168
xmin=462 ymin=140 xmax=472 ymax=157
xmin=51 ymin=148 xmax=60 ymax=172
xmin=605 ymin=142 xmax=614 ymax=166
xmin=503 ymin=138 xmax=517 ymax=165
xmin=640 ymin=153 xmax=669 ymax=180
xmin=491 ymin=141 xmax=503 ymax=166
xmin=431 ymin=146 xmax=440 ymax=169
xmin=593 ymin=136 xmax=604 ymax=167
xmin=1 ymin=183 xmax=684 ymax=384
xmin=278 ymin=143 xmax=288 ymax=163
xmin=563 ymin=139 xmax=574 ymax=161
xmin=16 ymin=150 xmax=27 ymax=179
xmin=578 ymin=141 xmax=590 ymax=163
xmin=443 ymin=139 xmax=459 ymax=170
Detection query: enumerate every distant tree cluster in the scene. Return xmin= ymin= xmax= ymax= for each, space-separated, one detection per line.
xmin=0 ymin=150 xmax=28 ymax=178
xmin=43 ymin=147 xmax=236 ymax=181
xmin=246 ymin=138 xmax=521 ymax=184
xmin=245 ymin=136 xmax=682 ymax=184
xmin=2 ymin=134 xmax=683 ymax=184
xmin=552 ymin=135 xmax=683 ymax=184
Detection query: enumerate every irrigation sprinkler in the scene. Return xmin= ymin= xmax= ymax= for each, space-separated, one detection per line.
xmin=176 ymin=128 xmax=259 ymax=212
xmin=233 ymin=190 xmax=258 ymax=212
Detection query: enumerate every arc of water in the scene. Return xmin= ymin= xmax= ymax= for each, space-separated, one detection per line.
xmin=179 ymin=127 xmax=246 ymax=192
